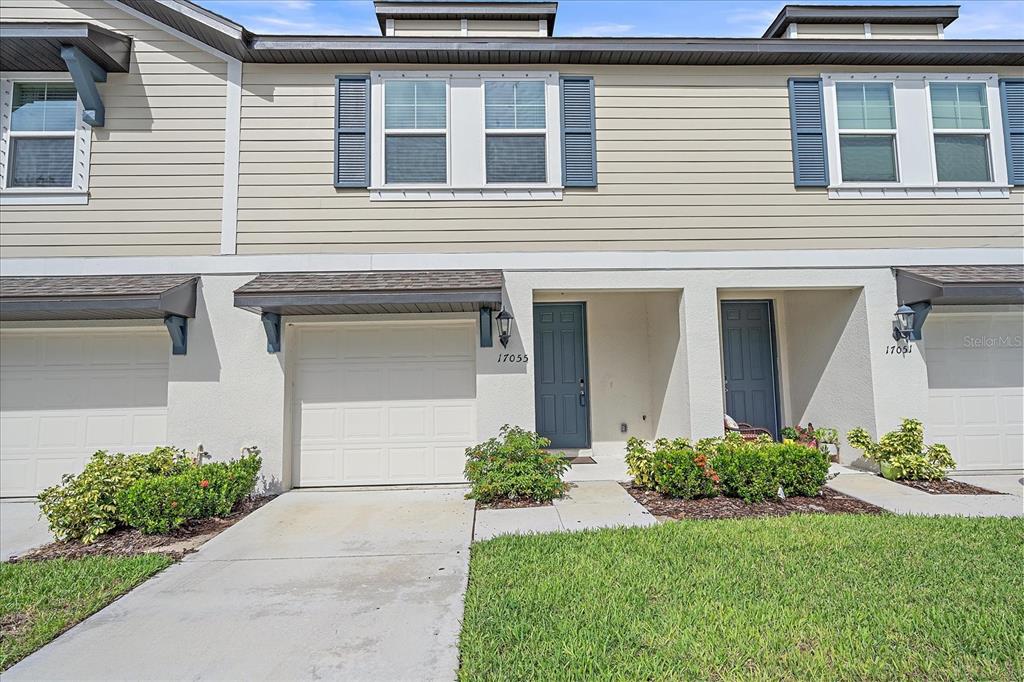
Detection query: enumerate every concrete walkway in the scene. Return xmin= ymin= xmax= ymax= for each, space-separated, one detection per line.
xmin=827 ymin=470 xmax=1023 ymax=517
xmin=0 ymin=501 xmax=52 ymax=562
xmin=474 ymin=480 xmax=656 ymax=540
xmin=5 ymin=488 xmax=474 ymax=681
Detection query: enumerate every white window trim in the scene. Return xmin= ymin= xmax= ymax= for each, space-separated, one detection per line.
xmin=822 ymin=72 xmax=1009 ymax=200
xmin=833 ymin=80 xmax=902 ymax=186
xmin=924 ymin=80 xmax=995 ymax=186
xmin=369 ymin=70 xmax=562 ymax=201
xmin=0 ymin=72 xmax=91 ymax=205
xmin=382 ymin=78 xmax=451 ymax=186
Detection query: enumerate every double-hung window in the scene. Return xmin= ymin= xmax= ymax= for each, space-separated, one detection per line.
xmin=369 ymin=71 xmax=561 ymax=199
xmin=484 ymin=80 xmax=546 ymax=183
xmin=836 ymin=82 xmax=898 ymax=182
xmin=5 ymin=82 xmax=78 ymax=188
xmin=383 ymin=79 xmax=448 ymax=184
xmin=929 ymin=82 xmax=992 ymax=183
xmin=822 ymin=73 xmax=1009 ymax=198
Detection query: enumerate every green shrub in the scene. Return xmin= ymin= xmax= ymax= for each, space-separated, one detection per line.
xmin=712 ymin=445 xmax=781 ymax=503
xmin=626 ymin=437 xmax=691 ymax=490
xmin=37 ymin=447 xmax=192 ymax=544
xmin=464 ymin=425 xmax=570 ymax=503
xmin=117 ymin=452 xmax=262 ymax=534
xmin=650 ymin=446 xmax=718 ymax=499
xmin=848 ymin=419 xmax=955 ymax=480
xmin=775 ymin=443 xmax=830 ymax=497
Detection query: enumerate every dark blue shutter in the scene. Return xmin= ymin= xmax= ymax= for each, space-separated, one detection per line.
xmin=334 ymin=76 xmax=369 ymax=188
xmin=788 ymin=78 xmax=829 ymax=187
xmin=560 ymin=76 xmax=596 ymax=187
xmin=1000 ymin=79 xmax=1024 ymax=186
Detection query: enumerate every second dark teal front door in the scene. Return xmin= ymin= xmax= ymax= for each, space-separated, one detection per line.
xmin=721 ymin=301 xmax=781 ymax=440
xmin=534 ymin=303 xmax=590 ymax=448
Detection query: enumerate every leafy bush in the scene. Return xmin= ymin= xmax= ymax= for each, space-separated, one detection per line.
xmin=780 ymin=427 xmax=798 ymax=441
xmin=848 ymin=419 xmax=955 ymax=481
xmin=626 ymin=437 xmax=691 ymax=490
xmin=650 ymin=446 xmax=718 ymax=499
xmin=37 ymin=447 xmax=192 ymax=544
xmin=712 ymin=445 xmax=781 ymax=503
xmin=117 ymin=452 xmax=262 ymax=534
xmin=464 ymin=426 xmax=570 ymax=503
xmin=775 ymin=443 xmax=830 ymax=497
xmin=814 ymin=427 xmax=839 ymax=446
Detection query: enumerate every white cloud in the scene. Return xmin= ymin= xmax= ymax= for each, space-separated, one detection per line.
xmin=723 ymin=3 xmax=784 ymax=36
xmin=945 ymin=0 xmax=1024 ymax=38
xmin=565 ymin=22 xmax=636 ymax=36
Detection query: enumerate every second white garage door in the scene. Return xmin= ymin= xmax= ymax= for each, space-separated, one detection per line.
xmin=923 ymin=309 xmax=1024 ymax=472
xmin=294 ymin=321 xmax=477 ymax=486
xmin=1 ymin=328 xmax=170 ymax=497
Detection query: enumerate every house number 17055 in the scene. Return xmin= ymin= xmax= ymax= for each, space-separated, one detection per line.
xmin=497 ymin=354 xmax=529 ymax=363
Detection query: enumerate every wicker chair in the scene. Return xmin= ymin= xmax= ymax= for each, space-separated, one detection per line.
xmin=724 ymin=418 xmax=773 ymax=441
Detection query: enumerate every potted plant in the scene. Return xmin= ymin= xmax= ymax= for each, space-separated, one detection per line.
xmin=813 ymin=427 xmax=840 ymax=463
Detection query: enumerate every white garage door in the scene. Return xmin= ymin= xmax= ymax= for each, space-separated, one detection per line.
xmin=294 ymin=321 xmax=477 ymax=486
xmin=0 ymin=328 xmax=170 ymax=497
xmin=923 ymin=309 xmax=1024 ymax=472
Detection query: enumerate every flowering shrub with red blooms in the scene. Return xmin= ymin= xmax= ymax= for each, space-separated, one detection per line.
xmin=117 ymin=451 xmax=262 ymax=534
xmin=650 ymin=446 xmax=719 ymax=499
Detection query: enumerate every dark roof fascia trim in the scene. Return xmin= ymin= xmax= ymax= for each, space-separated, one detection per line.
xmin=151 ymin=0 xmax=246 ymax=39
xmin=235 ymin=289 xmax=503 ymax=314
xmin=763 ymin=5 xmax=961 ymax=38
xmin=0 ymin=277 xmax=197 ymax=321
xmin=895 ymin=270 xmax=1024 ymax=306
xmin=247 ymin=36 xmax=1024 ymax=65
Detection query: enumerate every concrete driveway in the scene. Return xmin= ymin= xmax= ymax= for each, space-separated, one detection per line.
xmin=1 ymin=501 xmax=52 ymax=561
xmin=5 ymin=487 xmax=474 ymax=681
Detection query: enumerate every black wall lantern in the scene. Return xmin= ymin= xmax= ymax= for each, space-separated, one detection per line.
xmin=496 ymin=308 xmax=513 ymax=348
xmin=892 ymin=304 xmax=916 ymax=344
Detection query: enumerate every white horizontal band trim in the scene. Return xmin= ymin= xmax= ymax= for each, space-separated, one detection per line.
xmin=1 ymin=248 xmax=1020 ymax=277
xmin=829 ymin=186 xmax=1011 ymax=200
xmin=370 ymin=188 xmax=563 ymax=201
xmin=0 ymin=191 xmax=89 ymax=205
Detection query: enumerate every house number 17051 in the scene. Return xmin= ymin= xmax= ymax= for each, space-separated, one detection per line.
xmin=884 ymin=345 xmax=912 ymax=356
xmin=498 ymin=354 xmax=529 ymax=363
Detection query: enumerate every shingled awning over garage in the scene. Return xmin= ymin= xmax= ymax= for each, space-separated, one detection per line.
xmin=233 ymin=270 xmax=504 ymax=315
xmin=0 ymin=274 xmax=198 ymax=321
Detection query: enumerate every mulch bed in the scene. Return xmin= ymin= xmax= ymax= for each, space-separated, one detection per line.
xmin=10 ymin=495 xmax=276 ymax=563
xmin=476 ymin=498 xmax=553 ymax=510
xmin=623 ymin=484 xmax=885 ymax=520
xmin=894 ymin=478 xmax=1004 ymax=495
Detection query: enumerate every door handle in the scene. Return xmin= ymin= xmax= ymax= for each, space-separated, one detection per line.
xmin=579 ymin=378 xmax=587 ymax=407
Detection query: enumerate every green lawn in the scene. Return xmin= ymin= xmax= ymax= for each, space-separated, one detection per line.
xmin=459 ymin=515 xmax=1024 ymax=681
xmin=0 ymin=554 xmax=172 ymax=671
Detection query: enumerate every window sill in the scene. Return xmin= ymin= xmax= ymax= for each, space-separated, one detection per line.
xmin=828 ymin=186 xmax=1010 ymax=200
xmin=0 ymin=190 xmax=89 ymax=206
xmin=369 ymin=187 xmax=563 ymax=202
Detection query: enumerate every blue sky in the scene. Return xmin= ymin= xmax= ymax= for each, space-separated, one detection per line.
xmin=198 ymin=0 xmax=1024 ymax=38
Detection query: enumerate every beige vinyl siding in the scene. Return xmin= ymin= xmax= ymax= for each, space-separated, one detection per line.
xmin=466 ymin=19 xmax=541 ymax=36
xmin=871 ymin=23 xmax=943 ymax=39
xmin=236 ymin=64 xmax=1024 ymax=254
xmin=392 ymin=19 xmax=462 ymax=36
xmin=794 ymin=23 xmax=867 ymax=38
xmin=0 ymin=0 xmax=226 ymax=257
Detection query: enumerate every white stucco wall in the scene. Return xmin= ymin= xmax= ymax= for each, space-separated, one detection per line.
xmin=166 ymin=275 xmax=288 ymax=491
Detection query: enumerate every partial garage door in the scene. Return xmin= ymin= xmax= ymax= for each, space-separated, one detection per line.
xmin=923 ymin=309 xmax=1024 ymax=472
xmin=294 ymin=321 xmax=477 ymax=486
xmin=0 ymin=328 xmax=170 ymax=497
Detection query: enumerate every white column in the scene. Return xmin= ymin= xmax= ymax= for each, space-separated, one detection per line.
xmin=862 ymin=273 xmax=929 ymax=436
xmin=682 ymin=283 xmax=726 ymax=440
xmin=166 ymin=275 xmax=288 ymax=491
xmin=653 ymin=291 xmax=691 ymax=438
xmin=475 ymin=275 xmax=534 ymax=440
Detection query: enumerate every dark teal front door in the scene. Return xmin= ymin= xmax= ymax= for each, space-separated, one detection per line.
xmin=721 ymin=301 xmax=780 ymax=440
xmin=534 ymin=303 xmax=590 ymax=448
